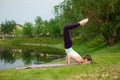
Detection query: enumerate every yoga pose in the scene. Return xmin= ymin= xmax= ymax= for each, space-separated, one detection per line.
xmin=64 ymin=18 xmax=92 ymax=64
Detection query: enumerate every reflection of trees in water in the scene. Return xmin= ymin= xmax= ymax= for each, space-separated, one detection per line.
xmin=34 ymin=52 xmax=43 ymax=64
xmin=22 ymin=50 xmax=52 ymax=64
xmin=22 ymin=50 xmax=63 ymax=64
xmin=34 ymin=52 xmax=51 ymax=64
xmin=22 ymin=50 xmax=32 ymax=65
xmin=34 ymin=52 xmax=64 ymax=64
xmin=0 ymin=48 xmax=15 ymax=64
xmin=0 ymin=46 xmax=65 ymax=65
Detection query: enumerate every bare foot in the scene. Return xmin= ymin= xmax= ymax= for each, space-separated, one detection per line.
xmin=79 ymin=18 xmax=89 ymax=26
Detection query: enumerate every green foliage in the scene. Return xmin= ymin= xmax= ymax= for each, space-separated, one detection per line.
xmin=54 ymin=0 xmax=120 ymax=46
xmin=22 ymin=22 xmax=33 ymax=37
xmin=1 ymin=20 xmax=16 ymax=34
xmin=34 ymin=16 xmax=43 ymax=34
xmin=9 ymin=36 xmax=63 ymax=46
xmin=34 ymin=16 xmax=48 ymax=35
xmin=85 ymin=35 xmax=105 ymax=48
xmin=72 ymin=22 xmax=100 ymax=45
xmin=54 ymin=0 xmax=101 ymax=41
xmin=15 ymin=29 xmax=22 ymax=37
xmin=48 ymin=18 xmax=61 ymax=35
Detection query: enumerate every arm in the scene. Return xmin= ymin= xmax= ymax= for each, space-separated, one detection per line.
xmin=66 ymin=55 xmax=72 ymax=65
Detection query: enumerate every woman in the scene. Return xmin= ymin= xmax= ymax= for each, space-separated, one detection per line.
xmin=64 ymin=18 xmax=92 ymax=64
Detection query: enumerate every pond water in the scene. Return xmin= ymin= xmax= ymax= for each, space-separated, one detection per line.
xmin=0 ymin=45 xmax=65 ymax=69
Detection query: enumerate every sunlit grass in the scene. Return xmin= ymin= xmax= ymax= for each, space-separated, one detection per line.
xmin=0 ymin=37 xmax=120 ymax=80
xmin=0 ymin=42 xmax=120 ymax=80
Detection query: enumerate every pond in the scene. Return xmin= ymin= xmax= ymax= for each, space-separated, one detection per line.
xmin=0 ymin=45 xmax=65 ymax=69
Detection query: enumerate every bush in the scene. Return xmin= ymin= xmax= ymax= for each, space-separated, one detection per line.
xmin=85 ymin=35 xmax=105 ymax=48
xmin=72 ymin=36 xmax=86 ymax=45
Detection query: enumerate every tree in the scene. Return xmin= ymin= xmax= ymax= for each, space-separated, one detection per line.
xmin=54 ymin=0 xmax=120 ymax=46
xmin=34 ymin=16 xmax=43 ymax=35
xmin=44 ymin=20 xmax=50 ymax=35
xmin=22 ymin=22 xmax=33 ymax=37
xmin=80 ymin=0 xmax=120 ymax=46
xmin=47 ymin=18 xmax=61 ymax=36
xmin=54 ymin=0 xmax=100 ymax=42
xmin=1 ymin=20 xmax=16 ymax=35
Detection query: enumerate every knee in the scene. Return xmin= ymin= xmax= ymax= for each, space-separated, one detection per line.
xmin=64 ymin=26 xmax=67 ymax=30
xmin=64 ymin=25 xmax=69 ymax=30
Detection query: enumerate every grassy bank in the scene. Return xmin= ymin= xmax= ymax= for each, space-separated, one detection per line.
xmin=0 ymin=36 xmax=63 ymax=45
xmin=0 ymin=41 xmax=120 ymax=80
xmin=0 ymin=36 xmax=65 ymax=55
xmin=0 ymin=36 xmax=105 ymax=55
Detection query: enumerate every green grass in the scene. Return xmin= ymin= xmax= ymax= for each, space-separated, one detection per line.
xmin=0 ymin=42 xmax=120 ymax=80
xmin=8 ymin=36 xmax=63 ymax=44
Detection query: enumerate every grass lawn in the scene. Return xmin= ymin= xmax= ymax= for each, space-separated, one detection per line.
xmin=0 ymin=42 xmax=120 ymax=80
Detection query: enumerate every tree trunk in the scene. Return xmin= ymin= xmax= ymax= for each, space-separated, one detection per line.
xmin=115 ymin=27 xmax=120 ymax=42
xmin=108 ymin=37 xmax=114 ymax=46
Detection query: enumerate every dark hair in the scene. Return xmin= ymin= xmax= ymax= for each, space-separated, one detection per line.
xmin=83 ymin=54 xmax=92 ymax=62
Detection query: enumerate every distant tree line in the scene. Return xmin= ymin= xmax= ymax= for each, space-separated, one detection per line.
xmin=0 ymin=16 xmax=61 ymax=37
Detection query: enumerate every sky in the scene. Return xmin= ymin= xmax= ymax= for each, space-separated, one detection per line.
xmin=0 ymin=0 xmax=64 ymax=25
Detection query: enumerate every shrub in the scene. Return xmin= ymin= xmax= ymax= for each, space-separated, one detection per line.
xmin=85 ymin=35 xmax=105 ymax=48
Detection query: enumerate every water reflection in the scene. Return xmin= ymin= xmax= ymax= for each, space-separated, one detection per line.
xmin=0 ymin=46 xmax=64 ymax=69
